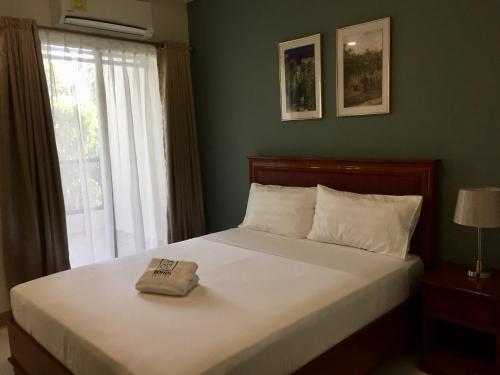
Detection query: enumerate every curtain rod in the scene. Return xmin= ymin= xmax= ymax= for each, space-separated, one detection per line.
xmin=37 ymin=25 xmax=192 ymax=51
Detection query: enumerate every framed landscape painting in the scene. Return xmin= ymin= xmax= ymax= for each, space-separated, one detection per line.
xmin=279 ymin=34 xmax=322 ymax=121
xmin=337 ymin=17 xmax=390 ymax=117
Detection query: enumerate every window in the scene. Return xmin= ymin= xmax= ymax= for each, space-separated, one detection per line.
xmin=40 ymin=30 xmax=167 ymax=268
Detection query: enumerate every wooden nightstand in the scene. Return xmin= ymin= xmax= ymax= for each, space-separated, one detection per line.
xmin=421 ymin=263 xmax=500 ymax=375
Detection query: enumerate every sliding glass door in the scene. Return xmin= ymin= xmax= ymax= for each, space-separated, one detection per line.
xmin=40 ymin=30 xmax=167 ymax=267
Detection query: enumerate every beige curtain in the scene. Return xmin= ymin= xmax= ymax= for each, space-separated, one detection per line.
xmin=157 ymin=42 xmax=206 ymax=243
xmin=0 ymin=17 xmax=70 ymax=287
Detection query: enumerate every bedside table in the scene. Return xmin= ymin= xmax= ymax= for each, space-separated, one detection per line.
xmin=421 ymin=263 xmax=500 ymax=375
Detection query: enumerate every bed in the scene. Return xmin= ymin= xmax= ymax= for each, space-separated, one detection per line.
xmin=8 ymin=157 xmax=438 ymax=375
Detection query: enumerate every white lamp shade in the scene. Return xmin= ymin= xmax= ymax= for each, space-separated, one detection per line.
xmin=454 ymin=187 xmax=500 ymax=228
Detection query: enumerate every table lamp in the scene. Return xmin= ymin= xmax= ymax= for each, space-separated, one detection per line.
xmin=454 ymin=187 xmax=500 ymax=278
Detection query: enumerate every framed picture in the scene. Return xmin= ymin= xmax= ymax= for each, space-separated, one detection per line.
xmin=279 ymin=34 xmax=322 ymax=121
xmin=336 ymin=17 xmax=390 ymax=117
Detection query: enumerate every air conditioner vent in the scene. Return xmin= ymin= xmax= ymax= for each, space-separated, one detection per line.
xmin=51 ymin=0 xmax=154 ymax=40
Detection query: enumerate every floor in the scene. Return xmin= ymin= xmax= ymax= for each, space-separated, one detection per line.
xmin=371 ymin=354 xmax=427 ymax=375
xmin=0 ymin=328 xmax=12 ymax=375
xmin=0 ymin=326 xmax=426 ymax=375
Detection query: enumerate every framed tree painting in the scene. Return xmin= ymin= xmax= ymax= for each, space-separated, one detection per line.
xmin=337 ymin=17 xmax=390 ymax=117
xmin=279 ymin=34 xmax=322 ymax=121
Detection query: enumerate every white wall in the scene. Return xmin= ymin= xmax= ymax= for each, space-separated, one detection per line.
xmin=150 ymin=0 xmax=189 ymax=43
xmin=0 ymin=0 xmax=189 ymax=42
xmin=0 ymin=0 xmax=189 ymax=313
xmin=0 ymin=0 xmax=52 ymax=25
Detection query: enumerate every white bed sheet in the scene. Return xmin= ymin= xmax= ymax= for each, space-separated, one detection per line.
xmin=11 ymin=228 xmax=423 ymax=375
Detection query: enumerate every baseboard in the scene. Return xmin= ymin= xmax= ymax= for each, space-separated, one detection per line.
xmin=0 ymin=310 xmax=12 ymax=327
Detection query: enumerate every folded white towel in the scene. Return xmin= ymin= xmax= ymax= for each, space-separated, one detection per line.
xmin=135 ymin=258 xmax=199 ymax=296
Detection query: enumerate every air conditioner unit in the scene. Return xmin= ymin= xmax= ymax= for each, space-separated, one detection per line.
xmin=50 ymin=0 xmax=154 ymax=40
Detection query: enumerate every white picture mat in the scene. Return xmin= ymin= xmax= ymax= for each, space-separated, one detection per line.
xmin=279 ymin=34 xmax=322 ymax=121
xmin=336 ymin=17 xmax=390 ymax=117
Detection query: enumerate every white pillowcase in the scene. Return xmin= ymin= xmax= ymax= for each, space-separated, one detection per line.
xmin=307 ymin=185 xmax=423 ymax=259
xmin=239 ymin=183 xmax=316 ymax=238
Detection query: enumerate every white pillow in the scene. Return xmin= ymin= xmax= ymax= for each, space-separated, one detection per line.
xmin=239 ymin=183 xmax=316 ymax=238
xmin=307 ymin=185 xmax=423 ymax=259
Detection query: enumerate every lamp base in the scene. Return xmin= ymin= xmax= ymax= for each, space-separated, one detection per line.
xmin=467 ymin=269 xmax=493 ymax=279
xmin=468 ymin=258 xmax=493 ymax=279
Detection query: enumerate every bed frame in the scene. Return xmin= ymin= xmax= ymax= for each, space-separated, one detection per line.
xmin=8 ymin=157 xmax=438 ymax=375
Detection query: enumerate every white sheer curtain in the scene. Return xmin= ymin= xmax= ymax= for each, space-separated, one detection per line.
xmin=39 ymin=30 xmax=167 ymax=267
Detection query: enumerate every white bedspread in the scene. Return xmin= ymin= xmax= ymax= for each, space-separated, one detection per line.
xmin=11 ymin=228 xmax=423 ymax=375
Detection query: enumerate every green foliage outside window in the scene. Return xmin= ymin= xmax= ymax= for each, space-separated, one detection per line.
xmin=44 ymin=58 xmax=103 ymax=214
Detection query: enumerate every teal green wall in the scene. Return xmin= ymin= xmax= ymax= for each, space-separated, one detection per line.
xmin=188 ymin=0 xmax=500 ymax=265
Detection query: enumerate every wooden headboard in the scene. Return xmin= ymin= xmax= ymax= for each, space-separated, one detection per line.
xmin=248 ymin=157 xmax=439 ymax=269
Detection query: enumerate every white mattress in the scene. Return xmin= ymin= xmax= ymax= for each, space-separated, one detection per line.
xmin=11 ymin=228 xmax=423 ymax=375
